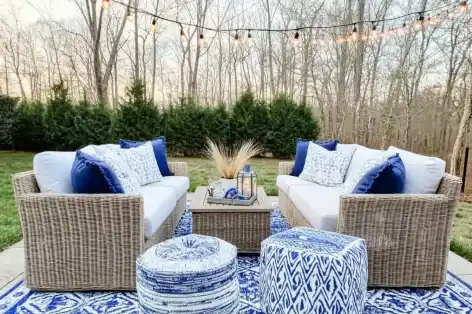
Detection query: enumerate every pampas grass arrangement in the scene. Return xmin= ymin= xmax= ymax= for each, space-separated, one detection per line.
xmin=206 ymin=139 xmax=263 ymax=179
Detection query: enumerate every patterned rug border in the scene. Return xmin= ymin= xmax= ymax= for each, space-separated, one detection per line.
xmin=448 ymin=271 xmax=472 ymax=291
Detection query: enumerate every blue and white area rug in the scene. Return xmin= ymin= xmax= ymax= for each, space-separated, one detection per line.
xmin=1 ymin=202 xmax=472 ymax=313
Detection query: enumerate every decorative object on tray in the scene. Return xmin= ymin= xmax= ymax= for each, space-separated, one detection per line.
xmin=136 ymin=234 xmax=239 ymax=313
xmin=205 ymin=138 xmax=262 ymax=192
xmin=207 ymin=186 xmax=257 ymax=205
xmin=237 ymin=164 xmax=257 ymax=200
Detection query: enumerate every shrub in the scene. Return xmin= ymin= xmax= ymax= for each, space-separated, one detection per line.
xmin=230 ymin=90 xmax=269 ymax=151
xmin=43 ymin=82 xmax=77 ymax=151
xmin=12 ymin=101 xmax=46 ymax=151
xmin=266 ymin=96 xmax=320 ymax=159
xmin=164 ymin=101 xmax=212 ymax=157
xmin=113 ymin=80 xmax=161 ymax=142
xmin=0 ymin=95 xmax=19 ymax=149
xmin=70 ymin=101 xmax=113 ymax=148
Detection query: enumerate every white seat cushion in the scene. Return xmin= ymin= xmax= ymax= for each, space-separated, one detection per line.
xmin=140 ymin=185 xmax=177 ymax=239
xmin=288 ymin=184 xmax=344 ymax=232
xmin=33 ymin=152 xmax=76 ymax=193
xmin=388 ymin=146 xmax=446 ymax=194
xmin=144 ymin=176 xmax=189 ymax=199
xmin=276 ymin=175 xmax=315 ymax=195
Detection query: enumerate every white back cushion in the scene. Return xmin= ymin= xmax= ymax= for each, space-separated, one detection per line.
xmin=33 ymin=152 xmax=76 ymax=193
xmin=387 ymin=146 xmax=445 ymax=194
xmin=338 ymin=144 xmax=385 ymax=183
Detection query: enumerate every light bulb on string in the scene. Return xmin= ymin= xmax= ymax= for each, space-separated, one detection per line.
xmin=292 ymin=30 xmax=300 ymax=46
xmin=102 ymin=0 xmax=110 ymax=9
xmin=414 ymin=13 xmax=425 ymax=30
xmin=371 ymin=24 xmax=377 ymax=38
xmin=151 ymin=19 xmax=157 ymax=33
xmin=396 ymin=22 xmax=406 ymax=34
xmin=233 ymin=33 xmax=240 ymax=46
xmin=126 ymin=7 xmax=133 ymax=23
xmin=246 ymin=30 xmax=253 ymax=45
xmin=351 ymin=24 xmax=358 ymax=40
xmin=199 ymin=33 xmax=205 ymax=46
xmin=459 ymin=1 xmax=468 ymax=12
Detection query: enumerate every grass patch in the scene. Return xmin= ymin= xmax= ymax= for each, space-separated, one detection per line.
xmin=1 ymin=151 xmax=471 ymax=264
xmin=451 ymin=202 xmax=472 ymax=262
xmin=168 ymin=157 xmax=282 ymax=196
xmin=0 ymin=151 xmax=34 ymax=251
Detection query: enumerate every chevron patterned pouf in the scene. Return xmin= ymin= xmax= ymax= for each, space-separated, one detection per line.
xmin=136 ymin=234 xmax=239 ymax=313
xmin=260 ymin=227 xmax=368 ymax=314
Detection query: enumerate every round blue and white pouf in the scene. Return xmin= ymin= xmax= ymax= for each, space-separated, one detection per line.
xmin=136 ymin=234 xmax=239 ymax=313
xmin=260 ymin=227 xmax=368 ymax=314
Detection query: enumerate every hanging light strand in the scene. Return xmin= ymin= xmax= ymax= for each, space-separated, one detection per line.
xmin=110 ymin=0 xmax=460 ymax=34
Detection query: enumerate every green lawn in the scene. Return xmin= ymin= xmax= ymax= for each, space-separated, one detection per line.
xmin=1 ymin=151 xmax=472 ymax=264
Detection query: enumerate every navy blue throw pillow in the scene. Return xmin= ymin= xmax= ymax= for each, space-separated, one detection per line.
xmin=290 ymin=139 xmax=339 ymax=177
xmin=70 ymin=150 xmax=124 ymax=194
xmin=352 ymin=154 xmax=406 ymax=194
xmin=119 ymin=136 xmax=173 ymax=176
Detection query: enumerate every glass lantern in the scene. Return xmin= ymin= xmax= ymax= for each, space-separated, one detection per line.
xmin=237 ymin=164 xmax=257 ymax=199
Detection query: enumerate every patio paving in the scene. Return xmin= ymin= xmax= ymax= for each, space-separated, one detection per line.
xmin=1 ymin=194 xmax=470 ymax=292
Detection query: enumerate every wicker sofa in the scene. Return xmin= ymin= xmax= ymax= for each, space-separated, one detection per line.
xmin=12 ymin=162 xmax=188 ymax=291
xmin=278 ymin=158 xmax=461 ymax=288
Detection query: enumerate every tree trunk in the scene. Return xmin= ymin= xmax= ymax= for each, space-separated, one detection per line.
xmin=451 ymin=91 xmax=472 ymax=175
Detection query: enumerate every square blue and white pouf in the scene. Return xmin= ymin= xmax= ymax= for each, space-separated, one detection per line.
xmin=260 ymin=227 xmax=368 ymax=314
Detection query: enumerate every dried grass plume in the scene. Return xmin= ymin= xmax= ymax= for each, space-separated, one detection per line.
xmin=206 ymin=139 xmax=263 ymax=179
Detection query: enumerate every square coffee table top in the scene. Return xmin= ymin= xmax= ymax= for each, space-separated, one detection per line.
xmin=189 ymin=186 xmax=273 ymax=213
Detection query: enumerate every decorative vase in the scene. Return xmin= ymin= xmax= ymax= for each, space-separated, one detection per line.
xmin=215 ymin=178 xmax=237 ymax=191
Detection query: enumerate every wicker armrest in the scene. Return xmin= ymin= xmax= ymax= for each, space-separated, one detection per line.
xmin=278 ymin=162 xmax=294 ymax=175
xmin=16 ymin=193 xmax=144 ymax=291
xmin=12 ymin=171 xmax=39 ymax=197
xmin=169 ymin=162 xmax=188 ymax=176
xmin=338 ymin=194 xmax=456 ymax=287
xmin=437 ymin=173 xmax=462 ymax=200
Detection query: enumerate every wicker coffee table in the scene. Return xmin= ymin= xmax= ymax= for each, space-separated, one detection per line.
xmin=189 ymin=186 xmax=273 ymax=253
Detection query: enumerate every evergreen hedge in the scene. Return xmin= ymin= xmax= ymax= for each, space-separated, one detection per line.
xmin=0 ymin=84 xmax=320 ymax=158
xmin=0 ymin=95 xmax=18 ymax=149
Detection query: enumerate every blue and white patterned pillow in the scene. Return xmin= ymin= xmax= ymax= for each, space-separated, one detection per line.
xmin=342 ymin=152 xmax=395 ymax=194
xmin=114 ymin=142 xmax=163 ymax=185
xmin=94 ymin=149 xmax=141 ymax=194
xmin=299 ymin=142 xmax=355 ymax=186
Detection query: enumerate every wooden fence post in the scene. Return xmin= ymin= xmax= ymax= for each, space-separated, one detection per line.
xmin=462 ymin=147 xmax=469 ymax=193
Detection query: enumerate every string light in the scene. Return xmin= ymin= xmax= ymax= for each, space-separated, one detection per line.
xmin=233 ymin=33 xmax=240 ymax=46
xmin=351 ymin=24 xmax=358 ymax=40
xmin=414 ymin=13 xmax=424 ymax=30
xmin=199 ymin=33 xmax=205 ymax=46
xmin=127 ymin=7 xmax=133 ymax=23
xmin=293 ymin=30 xmax=300 ymax=45
xmin=459 ymin=1 xmax=468 ymax=11
xmin=151 ymin=19 xmax=157 ymax=32
xmin=106 ymin=0 xmax=458 ymax=47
